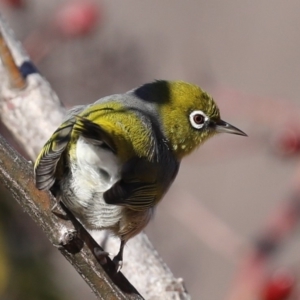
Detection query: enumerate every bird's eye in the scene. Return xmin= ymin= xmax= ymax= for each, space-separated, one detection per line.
xmin=193 ymin=114 xmax=205 ymax=124
xmin=189 ymin=110 xmax=208 ymax=129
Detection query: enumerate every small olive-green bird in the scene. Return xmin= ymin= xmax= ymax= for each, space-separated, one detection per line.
xmin=34 ymin=80 xmax=246 ymax=269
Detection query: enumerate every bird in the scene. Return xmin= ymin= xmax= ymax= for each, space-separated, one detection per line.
xmin=34 ymin=80 xmax=246 ymax=270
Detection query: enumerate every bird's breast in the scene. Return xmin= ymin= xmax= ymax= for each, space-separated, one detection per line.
xmin=61 ymin=136 xmax=124 ymax=229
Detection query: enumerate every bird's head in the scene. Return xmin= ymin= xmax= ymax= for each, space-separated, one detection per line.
xmin=134 ymin=80 xmax=246 ymax=159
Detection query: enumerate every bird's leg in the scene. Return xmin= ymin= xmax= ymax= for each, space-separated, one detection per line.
xmin=93 ymin=231 xmax=111 ymax=265
xmin=51 ymin=201 xmax=70 ymax=220
xmin=50 ymin=190 xmax=70 ymax=220
xmin=113 ymin=239 xmax=125 ymax=272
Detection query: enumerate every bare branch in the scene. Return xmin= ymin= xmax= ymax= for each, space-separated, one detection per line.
xmin=0 ymin=134 xmax=143 ymax=299
xmin=0 ymin=15 xmax=190 ymax=300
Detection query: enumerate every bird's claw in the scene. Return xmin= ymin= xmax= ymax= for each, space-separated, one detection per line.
xmin=94 ymin=247 xmax=110 ymax=265
xmin=112 ymin=256 xmax=123 ymax=273
xmin=51 ymin=202 xmax=70 ymax=220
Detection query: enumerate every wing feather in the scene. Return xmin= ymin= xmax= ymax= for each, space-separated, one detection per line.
xmin=104 ymin=180 xmax=157 ymax=210
xmin=34 ymin=114 xmax=117 ymax=190
xmin=103 ymin=157 xmax=160 ymax=210
xmin=73 ymin=116 xmax=116 ymax=152
xmin=34 ymin=119 xmax=75 ymax=190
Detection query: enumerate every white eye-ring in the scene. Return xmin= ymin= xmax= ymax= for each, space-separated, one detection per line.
xmin=189 ymin=110 xmax=209 ymax=129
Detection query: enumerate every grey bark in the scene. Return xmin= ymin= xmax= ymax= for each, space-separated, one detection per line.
xmin=0 ymin=15 xmax=190 ymax=300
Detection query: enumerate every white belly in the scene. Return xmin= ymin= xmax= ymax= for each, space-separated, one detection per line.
xmin=61 ymin=136 xmax=123 ymax=229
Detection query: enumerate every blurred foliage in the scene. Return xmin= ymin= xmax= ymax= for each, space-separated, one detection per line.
xmin=0 ymin=214 xmax=8 ymax=295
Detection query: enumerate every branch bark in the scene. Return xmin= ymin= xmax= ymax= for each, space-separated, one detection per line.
xmin=0 ymin=15 xmax=190 ymax=300
xmin=0 ymin=133 xmax=142 ymax=300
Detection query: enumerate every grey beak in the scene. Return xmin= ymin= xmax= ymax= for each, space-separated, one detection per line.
xmin=214 ymin=119 xmax=247 ymax=136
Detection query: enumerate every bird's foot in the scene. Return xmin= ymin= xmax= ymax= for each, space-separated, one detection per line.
xmin=94 ymin=247 xmax=110 ymax=265
xmin=51 ymin=202 xmax=69 ymax=220
xmin=112 ymin=255 xmax=123 ymax=273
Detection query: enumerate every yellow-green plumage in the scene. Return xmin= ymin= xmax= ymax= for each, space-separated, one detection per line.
xmin=34 ymin=80 xmax=246 ymax=269
xmin=158 ymin=81 xmax=220 ymax=158
xmin=73 ymin=102 xmax=157 ymax=162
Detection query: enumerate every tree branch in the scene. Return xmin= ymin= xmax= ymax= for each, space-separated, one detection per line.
xmin=0 ymin=132 xmax=143 ymax=299
xmin=0 ymin=15 xmax=190 ymax=300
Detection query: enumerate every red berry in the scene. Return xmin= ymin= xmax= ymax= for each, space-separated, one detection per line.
xmin=0 ymin=0 xmax=24 ymax=8
xmin=274 ymin=127 xmax=300 ymax=156
xmin=262 ymin=269 xmax=295 ymax=300
xmin=54 ymin=0 xmax=100 ymax=37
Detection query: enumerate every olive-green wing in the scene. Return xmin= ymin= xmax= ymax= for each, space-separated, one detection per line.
xmin=104 ymin=157 xmax=179 ymax=210
xmin=104 ymin=180 xmax=158 ymax=210
xmin=34 ymin=115 xmax=117 ymax=191
xmin=34 ymin=118 xmax=76 ymax=190
xmin=72 ymin=116 xmax=116 ymax=152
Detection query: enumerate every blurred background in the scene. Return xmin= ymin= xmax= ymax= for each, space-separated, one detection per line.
xmin=1 ymin=0 xmax=300 ymax=299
